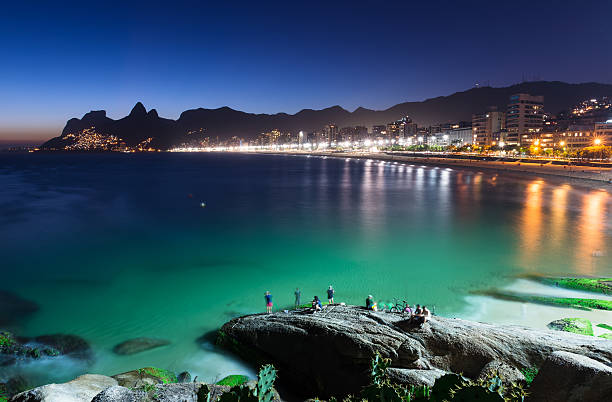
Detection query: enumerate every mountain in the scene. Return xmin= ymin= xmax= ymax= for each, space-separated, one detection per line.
xmin=43 ymin=81 xmax=612 ymax=149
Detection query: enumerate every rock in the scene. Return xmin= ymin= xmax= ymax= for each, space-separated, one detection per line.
xmin=30 ymin=334 xmax=92 ymax=361
xmin=1 ymin=332 xmax=89 ymax=367
xmin=112 ymin=367 xmax=177 ymax=388
xmin=112 ymin=338 xmax=170 ymax=355
xmin=528 ymin=351 xmax=612 ymax=402
xmin=219 ymin=305 xmax=612 ymax=397
xmin=146 ymin=383 xmax=211 ymax=402
xmin=176 ymin=372 xmax=191 ymax=383
xmin=10 ymin=374 xmax=117 ymax=402
xmin=476 ymin=360 xmax=526 ymax=384
xmin=387 ymin=368 xmax=446 ymax=387
xmin=547 ymin=318 xmax=593 ymax=336
xmin=91 ymin=386 xmax=145 ymax=402
xmin=0 ymin=290 xmax=38 ymax=326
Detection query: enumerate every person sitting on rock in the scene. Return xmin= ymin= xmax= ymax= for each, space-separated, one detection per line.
xmin=422 ymin=306 xmax=431 ymax=323
xmin=366 ymin=295 xmax=374 ymax=310
xmin=312 ymin=296 xmax=323 ymax=312
xmin=411 ymin=304 xmax=422 ymax=323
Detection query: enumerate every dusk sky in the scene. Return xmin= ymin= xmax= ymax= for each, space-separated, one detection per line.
xmin=1 ymin=0 xmax=611 ymax=143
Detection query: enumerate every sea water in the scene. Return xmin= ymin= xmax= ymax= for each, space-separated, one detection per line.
xmin=1 ymin=152 xmax=611 ymax=386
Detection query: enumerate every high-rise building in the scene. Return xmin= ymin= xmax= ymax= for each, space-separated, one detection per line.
xmin=472 ymin=107 xmax=505 ymax=146
xmin=506 ymin=93 xmax=544 ymax=146
xmin=324 ymin=124 xmax=338 ymax=145
xmin=371 ymin=125 xmax=387 ymax=139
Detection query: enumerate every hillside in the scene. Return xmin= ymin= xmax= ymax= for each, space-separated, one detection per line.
xmin=42 ymin=81 xmax=612 ymax=150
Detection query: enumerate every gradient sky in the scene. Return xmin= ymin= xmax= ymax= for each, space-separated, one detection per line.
xmin=1 ymin=0 xmax=611 ymax=143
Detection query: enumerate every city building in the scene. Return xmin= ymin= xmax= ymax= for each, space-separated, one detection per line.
xmin=506 ymin=93 xmax=544 ymax=146
xmin=324 ymin=124 xmax=338 ymax=145
xmin=472 ymin=107 xmax=505 ymax=146
xmin=594 ymin=120 xmax=612 ymax=146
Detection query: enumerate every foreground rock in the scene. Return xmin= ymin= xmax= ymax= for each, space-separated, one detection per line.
xmin=528 ymin=351 xmax=612 ymax=401
xmin=218 ymin=305 xmax=612 ymax=397
xmin=112 ymin=338 xmax=170 ymax=356
xmin=10 ymin=374 xmax=117 ymax=402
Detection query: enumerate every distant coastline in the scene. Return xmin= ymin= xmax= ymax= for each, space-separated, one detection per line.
xmin=255 ymin=150 xmax=612 ymax=187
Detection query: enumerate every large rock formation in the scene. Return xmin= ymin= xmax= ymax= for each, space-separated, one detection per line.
xmin=528 ymin=351 xmax=612 ymax=402
xmin=218 ymin=305 xmax=612 ymax=397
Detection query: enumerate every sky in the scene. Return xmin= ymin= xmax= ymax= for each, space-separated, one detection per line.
xmin=1 ymin=0 xmax=611 ymax=144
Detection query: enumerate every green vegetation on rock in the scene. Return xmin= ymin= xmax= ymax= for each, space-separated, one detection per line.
xmin=0 ymin=383 xmax=7 ymax=402
xmin=0 ymin=332 xmax=16 ymax=349
xmin=137 ymin=367 xmax=177 ymax=384
xmin=475 ymin=290 xmax=612 ymax=311
xmin=547 ymin=318 xmax=593 ymax=336
xmin=598 ymin=333 xmax=612 ymax=340
xmin=520 ymin=367 xmax=539 ymax=385
xmin=596 ymin=323 xmax=612 ymax=331
xmin=533 ymin=276 xmax=612 ymax=295
xmin=217 ymin=375 xmax=250 ymax=387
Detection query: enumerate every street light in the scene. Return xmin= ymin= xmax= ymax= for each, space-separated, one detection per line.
xmin=594 ymin=138 xmax=602 ymax=146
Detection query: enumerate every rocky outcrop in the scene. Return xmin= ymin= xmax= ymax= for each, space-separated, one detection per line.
xmin=112 ymin=338 xmax=170 ymax=356
xmin=112 ymin=367 xmax=177 ymax=388
xmin=10 ymin=374 xmax=117 ymax=402
xmin=0 ymin=290 xmax=38 ymax=326
xmin=547 ymin=318 xmax=594 ymax=336
xmin=528 ymin=351 xmax=612 ymax=401
xmin=0 ymin=332 xmax=91 ymax=368
xmin=218 ymin=305 xmax=612 ymax=397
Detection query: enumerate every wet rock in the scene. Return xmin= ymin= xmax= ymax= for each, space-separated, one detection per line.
xmin=219 ymin=305 xmax=612 ymax=397
xmin=31 ymin=334 xmax=92 ymax=361
xmin=476 ymin=360 xmax=526 ymax=384
xmin=528 ymin=351 xmax=612 ymax=402
xmin=547 ymin=318 xmax=593 ymax=336
xmin=10 ymin=374 xmax=117 ymax=402
xmin=112 ymin=338 xmax=170 ymax=356
xmin=176 ymin=371 xmax=191 ymax=383
xmin=0 ymin=290 xmax=38 ymax=326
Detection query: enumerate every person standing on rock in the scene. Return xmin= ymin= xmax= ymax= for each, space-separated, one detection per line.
xmin=327 ymin=285 xmax=335 ymax=304
xmin=294 ymin=288 xmax=301 ymax=307
xmin=265 ymin=291 xmax=273 ymax=313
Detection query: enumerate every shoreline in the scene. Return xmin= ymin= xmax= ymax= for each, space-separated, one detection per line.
xmin=253 ymin=150 xmax=612 ymax=189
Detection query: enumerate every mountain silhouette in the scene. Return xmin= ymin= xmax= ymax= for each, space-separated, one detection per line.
xmin=43 ymin=81 xmax=612 ymax=150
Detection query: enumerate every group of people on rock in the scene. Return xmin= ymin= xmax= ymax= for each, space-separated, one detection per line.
xmin=265 ymin=288 xmax=431 ymax=325
xmin=264 ymin=286 xmax=336 ymax=313
xmin=366 ymin=295 xmax=431 ymax=324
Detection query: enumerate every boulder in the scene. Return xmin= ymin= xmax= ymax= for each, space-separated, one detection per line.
xmin=112 ymin=338 xmax=170 ymax=355
xmin=528 ymin=351 xmax=612 ymax=402
xmin=476 ymin=360 xmax=526 ymax=384
xmin=112 ymin=367 xmax=177 ymax=388
xmin=176 ymin=371 xmax=192 ymax=383
xmin=547 ymin=318 xmax=593 ymax=336
xmin=387 ymin=368 xmax=446 ymax=387
xmin=1 ymin=332 xmax=89 ymax=367
xmin=10 ymin=374 xmax=117 ymax=402
xmin=219 ymin=305 xmax=612 ymax=397
xmin=30 ymin=334 xmax=92 ymax=361
xmin=92 ymin=383 xmax=231 ymax=402
xmin=90 ymin=386 xmax=145 ymax=402
xmin=0 ymin=290 xmax=38 ymax=326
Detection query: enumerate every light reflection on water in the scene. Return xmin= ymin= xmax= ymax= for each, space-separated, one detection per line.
xmin=1 ymin=153 xmax=612 ymax=387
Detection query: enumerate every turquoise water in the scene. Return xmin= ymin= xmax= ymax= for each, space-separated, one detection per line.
xmin=1 ymin=153 xmax=611 ymax=386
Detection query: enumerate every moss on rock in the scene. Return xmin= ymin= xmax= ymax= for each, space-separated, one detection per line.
xmin=598 ymin=333 xmax=612 ymax=340
xmin=216 ymin=375 xmax=250 ymax=387
xmin=474 ymin=290 xmax=612 ymax=311
xmin=138 ymin=367 xmax=177 ymax=384
xmin=547 ymin=318 xmax=593 ymax=336
xmin=0 ymin=332 xmax=16 ymax=350
xmin=536 ymin=277 xmax=612 ymax=295
xmin=596 ymin=323 xmax=612 ymax=331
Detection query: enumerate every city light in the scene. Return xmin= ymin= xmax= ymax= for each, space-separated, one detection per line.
xmin=594 ymin=138 xmax=602 ymax=145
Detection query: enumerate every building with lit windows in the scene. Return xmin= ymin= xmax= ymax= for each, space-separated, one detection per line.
xmin=506 ymin=93 xmax=544 ymax=146
xmin=594 ymin=120 xmax=612 ymax=145
xmin=472 ymin=107 xmax=505 ymax=146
